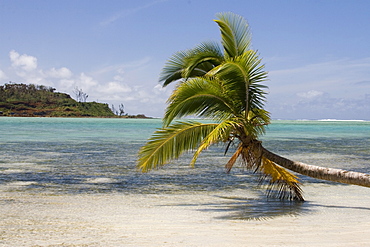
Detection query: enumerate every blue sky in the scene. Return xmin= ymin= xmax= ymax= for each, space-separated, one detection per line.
xmin=1 ymin=0 xmax=369 ymax=120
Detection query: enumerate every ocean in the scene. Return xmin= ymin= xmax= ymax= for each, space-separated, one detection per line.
xmin=1 ymin=117 xmax=370 ymax=246
xmin=1 ymin=117 xmax=369 ymax=195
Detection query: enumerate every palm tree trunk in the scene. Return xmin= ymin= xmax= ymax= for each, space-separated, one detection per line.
xmin=261 ymin=147 xmax=370 ymax=187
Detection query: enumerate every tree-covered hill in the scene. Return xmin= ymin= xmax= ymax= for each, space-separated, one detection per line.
xmin=0 ymin=83 xmax=115 ymax=117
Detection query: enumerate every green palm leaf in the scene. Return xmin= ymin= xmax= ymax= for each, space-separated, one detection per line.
xmin=190 ymin=119 xmax=239 ymax=166
xmin=159 ymin=50 xmax=188 ymax=86
xmin=163 ymin=77 xmax=237 ymax=126
xmin=214 ymin=12 xmax=251 ymax=58
xmin=206 ymin=51 xmax=268 ymax=113
xmin=160 ymin=42 xmax=224 ymax=87
xmin=182 ymin=42 xmax=224 ymax=79
xmin=137 ymin=121 xmax=218 ymax=172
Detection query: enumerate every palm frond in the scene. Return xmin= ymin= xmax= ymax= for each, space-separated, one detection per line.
xmin=182 ymin=42 xmax=224 ymax=79
xmin=137 ymin=121 xmax=218 ymax=172
xmin=234 ymin=141 xmax=304 ymax=200
xmin=249 ymin=83 xmax=268 ymax=109
xmin=228 ymin=116 xmax=266 ymax=140
xmin=160 ymin=42 xmax=224 ymax=86
xmin=208 ymin=51 xmax=261 ymax=81
xmin=159 ymin=50 xmax=189 ymax=86
xmin=260 ymin=157 xmax=304 ymax=201
xmin=206 ymin=51 xmax=268 ymax=113
xmin=190 ymin=119 xmax=239 ymax=166
xmin=248 ymin=109 xmax=271 ymax=136
xmin=163 ymin=77 xmax=237 ymax=126
xmin=225 ymin=143 xmax=243 ymax=173
xmin=240 ymin=140 xmax=263 ymax=170
xmin=214 ymin=12 xmax=251 ymax=58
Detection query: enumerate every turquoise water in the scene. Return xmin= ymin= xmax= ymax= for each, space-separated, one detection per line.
xmin=1 ymin=117 xmax=369 ymax=195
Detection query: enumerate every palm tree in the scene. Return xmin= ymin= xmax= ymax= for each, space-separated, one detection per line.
xmin=137 ymin=12 xmax=370 ymax=201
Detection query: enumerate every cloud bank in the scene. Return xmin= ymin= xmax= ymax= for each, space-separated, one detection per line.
xmin=266 ymin=58 xmax=370 ymax=120
xmin=1 ymin=50 xmax=370 ymax=120
xmin=1 ymin=50 xmax=170 ymax=117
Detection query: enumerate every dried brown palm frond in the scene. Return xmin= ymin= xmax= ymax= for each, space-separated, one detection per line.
xmin=225 ymin=143 xmax=244 ymax=173
xmin=226 ymin=141 xmax=304 ymax=201
xmin=260 ymin=157 xmax=304 ymax=201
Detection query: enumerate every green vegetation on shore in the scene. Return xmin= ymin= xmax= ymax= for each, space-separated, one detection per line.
xmin=0 ymin=83 xmax=149 ymax=118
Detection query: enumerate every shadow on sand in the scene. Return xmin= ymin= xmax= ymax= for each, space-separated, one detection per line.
xmin=170 ymin=195 xmax=370 ymax=221
xmin=202 ymin=196 xmax=309 ymax=221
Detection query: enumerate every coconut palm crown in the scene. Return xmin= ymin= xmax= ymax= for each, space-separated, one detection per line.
xmin=137 ymin=12 xmax=370 ymax=201
xmin=138 ymin=12 xmax=303 ymax=200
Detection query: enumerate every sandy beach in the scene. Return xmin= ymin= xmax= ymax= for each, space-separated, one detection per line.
xmin=1 ymin=183 xmax=370 ymax=247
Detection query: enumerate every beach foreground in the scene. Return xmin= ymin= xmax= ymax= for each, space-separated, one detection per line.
xmin=1 ymin=183 xmax=370 ymax=247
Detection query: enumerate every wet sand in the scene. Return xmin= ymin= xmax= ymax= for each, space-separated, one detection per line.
xmin=1 ymin=183 xmax=370 ymax=247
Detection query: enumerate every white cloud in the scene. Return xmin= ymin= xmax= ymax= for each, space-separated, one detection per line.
xmin=268 ymin=57 xmax=370 ymax=98
xmin=297 ymin=90 xmax=324 ymax=99
xmin=153 ymin=84 xmax=165 ymax=91
xmin=47 ymin=67 xmax=72 ymax=79
xmin=0 ymin=69 xmax=7 ymax=81
xmin=113 ymin=75 xmax=124 ymax=81
xmin=78 ymin=73 xmax=98 ymax=89
xmin=265 ymin=57 xmax=370 ymax=120
xmin=267 ymin=92 xmax=370 ymax=120
xmin=153 ymin=84 xmax=167 ymax=95
xmin=9 ymin=50 xmax=38 ymax=71
xmin=1 ymin=50 xmax=169 ymax=117
xmin=98 ymin=81 xmax=132 ymax=94
xmin=58 ymin=79 xmax=75 ymax=91
xmin=99 ymin=0 xmax=168 ymax=26
xmin=6 ymin=51 xmax=75 ymax=89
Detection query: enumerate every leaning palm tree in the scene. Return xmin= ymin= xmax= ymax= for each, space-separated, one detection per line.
xmin=137 ymin=12 xmax=370 ymax=201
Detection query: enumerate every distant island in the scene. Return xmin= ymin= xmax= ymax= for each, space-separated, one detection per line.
xmin=0 ymin=83 xmax=150 ymax=118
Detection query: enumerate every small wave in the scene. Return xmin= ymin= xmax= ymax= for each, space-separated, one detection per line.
xmin=6 ymin=181 xmax=38 ymax=187
xmin=317 ymin=119 xmax=365 ymax=122
xmin=0 ymin=169 xmax=25 ymax=174
xmin=85 ymin=177 xmax=118 ymax=184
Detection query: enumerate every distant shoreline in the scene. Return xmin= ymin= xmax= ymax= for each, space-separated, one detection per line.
xmin=0 ymin=115 xmax=367 ymax=122
xmin=0 ymin=114 xmax=154 ymax=119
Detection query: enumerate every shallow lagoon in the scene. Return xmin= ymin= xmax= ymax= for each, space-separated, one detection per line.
xmin=1 ymin=118 xmax=369 ymax=246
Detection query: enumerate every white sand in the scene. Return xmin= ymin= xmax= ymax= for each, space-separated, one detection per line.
xmin=1 ymin=184 xmax=370 ymax=247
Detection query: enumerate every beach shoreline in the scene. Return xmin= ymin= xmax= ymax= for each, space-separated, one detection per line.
xmin=1 ymin=184 xmax=370 ymax=247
